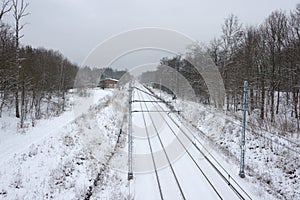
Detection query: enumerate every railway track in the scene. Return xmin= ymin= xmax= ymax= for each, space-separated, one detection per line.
xmin=129 ymin=83 xmax=253 ymax=200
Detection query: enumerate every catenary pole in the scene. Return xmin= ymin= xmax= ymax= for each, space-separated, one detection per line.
xmin=239 ymin=80 xmax=248 ymax=178
xmin=128 ymin=81 xmax=133 ymax=180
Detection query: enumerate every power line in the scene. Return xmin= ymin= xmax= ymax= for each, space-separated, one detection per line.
xmin=138 ymin=89 xmax=223 ymax=199
xmin=142 ymin=84 xmax=253 ymax=200
xmin=136 ymin=89 xmax=186 ymax=200
xmin=136 ymin=90 xmax=164 ymax=200
xmin=218 ymin=116 xmax=300 ymax=155
xmin=147 ymin=84 xmax=300 ymax=155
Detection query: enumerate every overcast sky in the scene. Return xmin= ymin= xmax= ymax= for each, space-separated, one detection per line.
xmin=17 ymin=0 xmax=299 ymax=66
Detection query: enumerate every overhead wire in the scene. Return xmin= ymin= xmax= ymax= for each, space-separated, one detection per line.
xmin=142 ymin=84 xmax=253 ymax=200
xmin=135 ymin=89 xmax=164 ymax=200
xmin=136 ymin=90 xmax=186 ymax=200
xmin=138 ymin=87 xmax=223 ymax=199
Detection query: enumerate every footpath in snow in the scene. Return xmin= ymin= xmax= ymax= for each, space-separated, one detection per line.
xmin=0 ymin=89 xmax=111 ymax=166
xmin=0 ymin=88 xmax=129 ymax=199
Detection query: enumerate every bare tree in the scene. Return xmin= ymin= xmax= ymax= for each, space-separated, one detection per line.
xmin=0 ymin=23 xmax=14 ymax=117
xmin=262 ymin=11 xmax=288 ymax=122
xmin=12 ymin=0 xmax=28 ymax=126
xmin=289 ymin=4 xmax=300 ymax=132
xmin=0 ymin=0 xmax=13 ymax=117
xmin=208 ymin=37 xmax=222 ymax=66
xmin=239 ymin=26 xmax=261 ymax=113
xmin=220 ymin=14 xmax=243 ymax=111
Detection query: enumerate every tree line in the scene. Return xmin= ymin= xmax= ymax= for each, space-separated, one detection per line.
xmin=210 ymin=5 xmax=300 ymax=122
xmin=0 ymin=0 xmax=78 ymax=128
xmin=0 ymin=0 xmax=128 ymax=129
xmin=74 ymin=67 xmax=127 ymax=88
xmin=143 ymin=4 xmax=300 ymax=132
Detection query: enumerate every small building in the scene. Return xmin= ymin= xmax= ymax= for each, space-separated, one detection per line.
xmin=98 ymin=78 xmax=118 ymax=89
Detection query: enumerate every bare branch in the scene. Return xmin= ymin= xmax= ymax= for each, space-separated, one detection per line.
xmin=12 ymin=0 xmax=29 ymax=41
xmin=12 ymin=0 xmax=29 ymax=21
xmin=0 ymin=0 xmax=12 ymax=21
xmin=18 ymin=21 xmax=28 ymax=32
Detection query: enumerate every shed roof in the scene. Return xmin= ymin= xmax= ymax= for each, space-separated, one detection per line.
xmin=100 ymin=78 xmax=118 ymax=82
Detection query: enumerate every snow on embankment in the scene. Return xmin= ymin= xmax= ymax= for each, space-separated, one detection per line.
xmin=155 ymin=89 xmax=300 ymax=200
xmin=0 ymin=89 xmax=128 ymax=199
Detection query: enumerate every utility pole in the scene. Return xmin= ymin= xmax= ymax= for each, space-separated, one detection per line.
xmin=128 ymin=81 xmax=133 ymax=180
xmin=239 ymin=81 xmax=248 ymax=178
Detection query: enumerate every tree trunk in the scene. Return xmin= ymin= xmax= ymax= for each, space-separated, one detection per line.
xmin=0 ymin=91 xmax=6 ymax=118
xmin=293 ymin=90 xmax=299 ymax=119
xmin=276 ymin=82 xmax=280 ymax=114
xmin=20 ymin=68 xmax=25 ymax=127
xmin=271 ymin=89 xmax=275 ymax=122
xmin=13 ymin=0 xmax=29 ymax=119
xmin=250 ymin=87 xmax=254 ymax=113
xmin=286 ymin=91 xmax=289 ymax=106
xmin=260 ymin=77 xmax=265 ymax=120
xmin=15 ymin=88 xmax=20 ymax=118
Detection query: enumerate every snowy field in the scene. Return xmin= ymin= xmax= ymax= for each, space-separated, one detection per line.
xmin=0 ymin=85 xmax=298 ymax=199
xmin=0 ymin=88 xmax=129 ymax=199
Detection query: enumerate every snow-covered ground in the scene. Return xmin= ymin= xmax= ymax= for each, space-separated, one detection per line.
xmin=0 ymin=84 xmax=297 ymax=199
xmin=151 ymin=87 xmax=300 ymax=199
xmin=128 ymin=84 xmax=276 ymax=200
xmin=0 ymin=88 xmax=129 ymax=199
xmin=0 ymin=89 xmax=111 ymax=165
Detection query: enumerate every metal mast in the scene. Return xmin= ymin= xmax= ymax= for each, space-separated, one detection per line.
xmin=128 ymin=81 xmax=133 ymax=180
xmin=239 ymin=81 xmax=248 ymax=178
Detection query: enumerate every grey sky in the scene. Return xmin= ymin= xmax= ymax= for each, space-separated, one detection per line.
xmin=18 ymin=0 xmax=299 ymax=66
